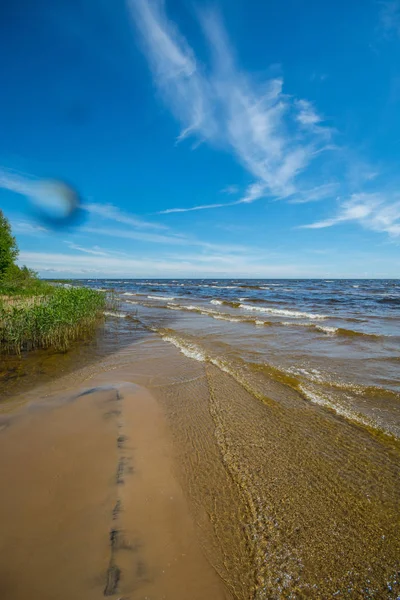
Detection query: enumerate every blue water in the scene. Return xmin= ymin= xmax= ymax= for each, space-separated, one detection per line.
xmin=80 ymin=279 xmax=400 ymax=437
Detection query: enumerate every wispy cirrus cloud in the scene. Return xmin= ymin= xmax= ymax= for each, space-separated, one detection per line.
xmin=157 ymin=182 xmax=268 ymax=214
xmin=222 ymin=184 xmax=240 ymax=195
xmin=65 ymin=242 xmax=109 ymax=256
xmin=379 ymin=1 xmax=400 ymax=37
xmin=288 ymin=182 xmax=339 ymax=204
xmin=81 ymin=224 xmax=249 ymax=253
xmin=10 ymin=220 xmax=49 ymax=234
xmin=129 ymin=0 xmax=332 ymax=213
xmin=301 ymin=193 xmax=400 ymax=236
xmin=84 ymin=202 xmax=167 ymax=230
xmin=158 ymin=200 xmax=238 ymax=214
xmin=0 ymin=168 xmax=39 ymax=196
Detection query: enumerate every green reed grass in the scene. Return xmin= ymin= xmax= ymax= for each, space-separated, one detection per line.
xmin=0 ymin=286 xmax=106 ymax=354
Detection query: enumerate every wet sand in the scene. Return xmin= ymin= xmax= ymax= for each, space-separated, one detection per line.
xmin=0 ymin=365 xmax=227 ymax=599
xmin=1 ymin=332 xmax=400 ymax=599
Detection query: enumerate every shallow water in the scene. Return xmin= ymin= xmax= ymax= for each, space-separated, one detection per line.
xmin=85 ymin=278 xmax=400 ymax=438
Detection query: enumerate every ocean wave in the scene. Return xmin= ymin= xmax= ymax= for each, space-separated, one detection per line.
xmin=286 ymin=366 xmax=325 ymax=383
xmin=127 ymin=299 xmax=385 ymax=339
xmin=147 ymin=295 xmax=176 ymax=300
xmin=104 ymin=311 xmax=127 ymax=318
xmin=161 ymin=334 xmax=207 ymax=362
xmin=238 ymin=284 xmax=264 ymax=290
xmin=314 ymin=325 xmax=338 ymax=334
xmin=122 ymin=292 xmax=137 ymax=296
xmin=377 ymin=297 xmax=400 ymax=305
xmin=162 ymin=303 xmax=274 ymax=326
xmin=155 ymin=330 xmax=398 ymax=437
xmin=209 ymin=285 xmax=238 ymax=289
xmin=298 ymin=386 xmax=377 ymax=431
xmin=283 ymin=321 xmax=382 ymax=339
xmin=239 ymin=303 xmax=326 ymax=320
xmin=210 ymin=299 xmax=223 ymax=305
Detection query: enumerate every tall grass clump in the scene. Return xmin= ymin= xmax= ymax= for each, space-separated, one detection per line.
xmin=0 ymin=210 xmax=108 ymax=354
xmin=0 ymin=287 xmax=106 ymax=354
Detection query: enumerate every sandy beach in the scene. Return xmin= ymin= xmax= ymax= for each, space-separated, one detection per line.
xmin=1 ymin=324 xmax=400 ymax=599
xmin=0 ymin=355 xmax=227 ymax=600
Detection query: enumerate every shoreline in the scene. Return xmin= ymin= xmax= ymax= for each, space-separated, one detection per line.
xmin=0 ymin=360 xmax=227 ymax=600
xmin=1 ymin=323 xmax=400 ymax=597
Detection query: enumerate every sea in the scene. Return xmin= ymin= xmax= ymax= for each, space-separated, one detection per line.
xmin=86 ymin=278 xmax=400 ymax=438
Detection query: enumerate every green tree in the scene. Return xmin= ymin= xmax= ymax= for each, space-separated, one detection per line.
xmin=0 ymin=210 xmax=19 ymax=279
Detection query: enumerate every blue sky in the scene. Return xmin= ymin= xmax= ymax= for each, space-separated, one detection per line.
xmin=1 ymin=0 xmax=400 ymax=278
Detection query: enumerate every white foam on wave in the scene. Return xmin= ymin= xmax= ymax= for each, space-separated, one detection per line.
xmin=210 ymin=285 xmax=238 ymax=289
xmin=157 ymin=326 xmax=398 ymax=438
xmin=122 ymin=292 xmax=137 ymax=296
xmin=160 ymin=330 xmax=237 ymax=376
xmin=210 ymin=299 xmax=223 ymax=305
xmin=298 ymin=385 xmax=383 ymax=433
xmin=281 ymin=321 xmax=338 ymax=334
xmin=147 ymin=295 xmax=176 ymax=300
xmin=239 ymin=304 xmax=326 ymax=320
xmin=104 ymin=311 xmax=127 ymax=318
xmin=287 ymin=366 xmax=325 ymax=383
xmin=161 ymin=334 xmax=206 ymax=362
xmin=212 ymin=315 xmax=242 ymax=323
xmin=315 ymin=325 xmax=338 ymax=334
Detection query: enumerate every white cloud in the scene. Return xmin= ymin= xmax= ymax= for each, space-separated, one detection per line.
xmin=221 ymin=184 xmax=239 ymax=195
xmin=84 ymin=202 xmax=166 ymax=230
xmin=157 ymin=200 xmax=238 ymax=214
xmin=129 ymin=1 xmax=332 ymax=212
xmin=157 ymin=182 xmax=267 ymax=214
xmin=301 ymin=193 xmax=400 ymax=236
xmin=65 ymin=242 xmax=109 ymax=256
xmin=0 ymin=169 xmax=37 ymax=196
xmin=288 ymin=182 xmax=338 ymax=204
xmin=9 ymin=220 xmax=49 ymax=234
xmin=296 ymin=99 xmax=322 ymax=126
xmin=18 ymin=250 xmax=315 ymax=278
xmin=380 ymin=1 xmax=400 ymax=37
xmin=129 ymin=0 xmax=216 ymax=143
xmin=81 ymin=225 xmax=248 ymax=253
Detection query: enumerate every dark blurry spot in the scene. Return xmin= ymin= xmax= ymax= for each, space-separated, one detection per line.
xmin=30 ymin=179 xmax=84 ymax=229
